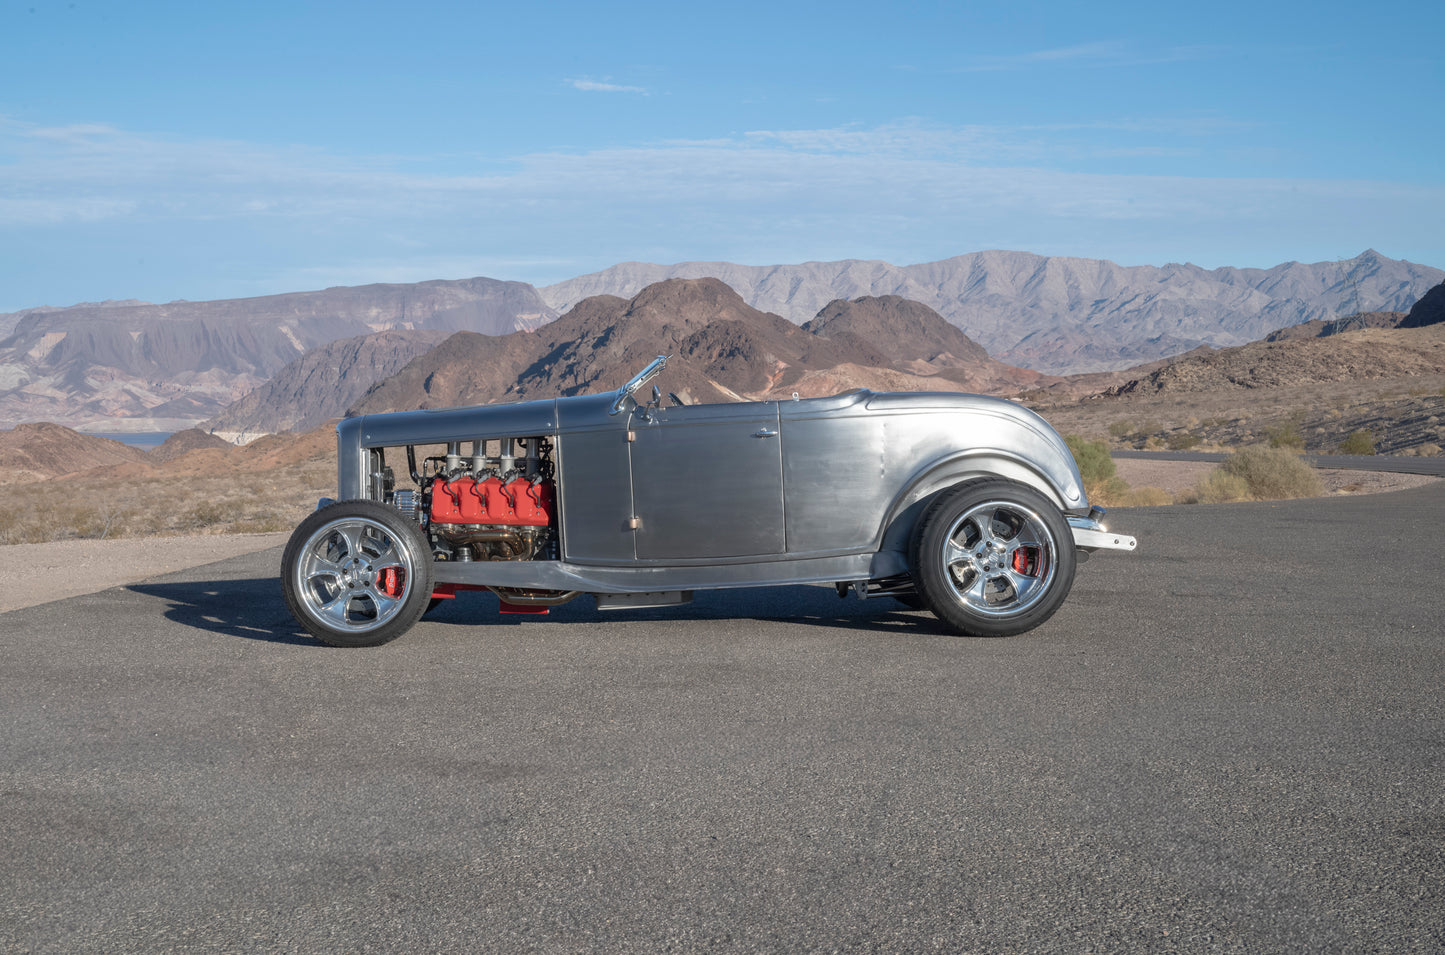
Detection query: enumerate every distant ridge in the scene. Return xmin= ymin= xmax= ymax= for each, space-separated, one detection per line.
xmin=541 ymin=250 xmax=1444 ymax=375
xmin=5 ymin=251 xmax=1442 ymax=430
xmin=349 ymin=279 xmax=1042 ymax=419
xmin=202 ymin=329 xmax=452 ymax=436
xmin=0 ymin=277 xmax=555 ymax=429
xmin=1398 ymin=280 xmax=1445 ymax=329
xmin=1097 ymin=324 xmax=1445 ymax=397
xmin=1264 ymin=311 xmax=1406 ymax=341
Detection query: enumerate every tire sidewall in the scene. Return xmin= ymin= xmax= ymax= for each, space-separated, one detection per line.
xmin=281 ymin=500 xmax=434 ymax=647
xmin=911 ymin=479 xmax=1077 ymax=637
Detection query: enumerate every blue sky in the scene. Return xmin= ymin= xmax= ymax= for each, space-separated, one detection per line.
xmin=2 ymin=0 xmax=1442 ymax=312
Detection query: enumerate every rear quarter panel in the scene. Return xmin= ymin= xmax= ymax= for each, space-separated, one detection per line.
xmin=780 ymin=392 xmax=1085 ymax=556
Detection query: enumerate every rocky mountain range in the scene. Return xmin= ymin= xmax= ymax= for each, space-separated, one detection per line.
xmin=202 ymin=329 xmax=451 ymax=438
xmin=540 ymin=249 xmax=1443 ymax=375
xmin=0 ymin=278 xmax=555 ymax=429
xmin=1085 ymin=280 xmax=1444 ymax=400
xmin=6 ymin=281 xmax=1445 ymax=507
xmin=3 ymin=249 xmax=1442 ymax=432
xmin=349 ymin=279 xmax=1044 ymax=416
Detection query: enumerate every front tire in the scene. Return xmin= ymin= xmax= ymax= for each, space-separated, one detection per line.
xmin=911 ymin=479 xmax=1076 ymax=637
xmin=281 ymin=500 xmax=433 ymax=647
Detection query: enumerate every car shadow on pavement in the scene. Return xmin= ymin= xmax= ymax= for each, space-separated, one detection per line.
xmin=425 ymin=584 xmax=951 ymax=637
xmin=125 ymin=577 xmax=949 ymax=646
xmin=127 ymin=577 xmax=315 ymax=646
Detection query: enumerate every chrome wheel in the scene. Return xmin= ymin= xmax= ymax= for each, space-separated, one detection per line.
xmin=294 ymin=516 xmax=417 ymax=633
xmin=282 ymin=501 xmax=433 ymax=647
xmin=912 ymin=480 xmax=1076 ymax=637
xmin=939 ymin=500 xmax=1057 ymax=616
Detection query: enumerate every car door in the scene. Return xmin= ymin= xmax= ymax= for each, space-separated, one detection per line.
xmin=629 ymin=401 xmax=785 ymax=560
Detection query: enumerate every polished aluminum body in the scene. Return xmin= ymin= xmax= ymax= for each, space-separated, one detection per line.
xmin=334 ymin=385 xmax=1134 ymax=597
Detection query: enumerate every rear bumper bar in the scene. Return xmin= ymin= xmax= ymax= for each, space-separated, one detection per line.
xmin=1068 ymin=511 xmax=1138 ymax=553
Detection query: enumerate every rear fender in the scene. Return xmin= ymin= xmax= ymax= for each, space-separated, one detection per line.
xmin=876 ymin=451 xmax=1080 ymax=557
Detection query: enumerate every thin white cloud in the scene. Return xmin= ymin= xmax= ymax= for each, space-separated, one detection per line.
xmin=1 ymin=115 xmax=1440 ymax=301
xmin=568 ymin=78 xmax=648 ymax=94
xmin=3 ymin=115 xmax=1435 ymax=227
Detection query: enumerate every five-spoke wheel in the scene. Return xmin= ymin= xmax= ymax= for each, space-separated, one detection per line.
xmin=912 ymin=479 xmax=1076 ymax=637
xmin=281 ymin=500 xmax=433 ymax=647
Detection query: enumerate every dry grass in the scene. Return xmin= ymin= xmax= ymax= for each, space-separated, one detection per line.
xmin=0 ymin=461 xmax=334 ymax=545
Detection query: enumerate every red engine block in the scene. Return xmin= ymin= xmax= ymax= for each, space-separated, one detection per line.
xmin=429 ymin=476 xmax=555 ymax=526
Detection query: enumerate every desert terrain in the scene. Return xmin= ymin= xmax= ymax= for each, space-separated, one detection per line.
xmin=3 ymin=276 xmax=1443 ymax=613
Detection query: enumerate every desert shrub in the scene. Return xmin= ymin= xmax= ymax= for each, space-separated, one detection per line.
xmin=1418 ymin=443 xmax=1442 ymax=458
xmin=1107 ymin=420 xmax=1134 ymax=438
xmin=1338 ymin=430 xmax=1376 ymax=455
xmin=1180 ymin=471 xmax=1252 ymax=504
xmin=1066 ymin=434 xmax=1115 ymax=484
xmin=1266 ymin=423 xmax=1305 ymax=450
xmin=1166 ymin=432 xmax=1201 ymax=451
xmin=1065 ymin=434 xmax=1131 ymax=505
xmin=180 ymin=501 xmax=230 ymax=530
xmin=1220 ymin=445 xmax=1323 ymax=500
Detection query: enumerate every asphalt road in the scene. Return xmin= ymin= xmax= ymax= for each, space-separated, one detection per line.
xmin=2 ymin=486 xmax=1442 ymax=953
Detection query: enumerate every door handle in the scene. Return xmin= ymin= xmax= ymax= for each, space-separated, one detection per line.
xmin=753 ymin=428 xmax=778 ymax=438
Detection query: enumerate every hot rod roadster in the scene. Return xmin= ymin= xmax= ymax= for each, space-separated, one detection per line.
xmin=282 ymin=356 xmax=1136 ymax=647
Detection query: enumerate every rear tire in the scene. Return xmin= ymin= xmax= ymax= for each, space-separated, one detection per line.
xmin=281 ymin=500 xmax=433 ymax=647
xmin=911 ymin=479 xmax=1076 ymax=637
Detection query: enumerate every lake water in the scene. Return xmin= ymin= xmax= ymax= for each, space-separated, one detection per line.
xmin=83 ymin=432 xmax=173 ymax=449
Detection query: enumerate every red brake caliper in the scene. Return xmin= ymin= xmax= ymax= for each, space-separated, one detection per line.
xmin=1011 ymin=547 xmax=1040 ymax=576
xmin=376 ymin=567 xmax=406 ymax=598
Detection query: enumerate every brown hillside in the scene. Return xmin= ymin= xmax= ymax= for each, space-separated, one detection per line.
xmin=0 ymin=423 xmax=152 ymax=484
xmin=149 ymin=428 xmax=234 ymax=463
xmin=1264 ymin=311 xmax=1405 ymax=341
xmin=805 ymin=296 xmax=992 ymax=364
xmin=1399 ymin=281 xmax=1445 ymax=329
xmin=1099 ymin=325 xmax=1445 ymax=397
xmin=805 ymin=295 xmax=1054 ymax=393
xmin=351 ymin=278 xmax=928 ymax=414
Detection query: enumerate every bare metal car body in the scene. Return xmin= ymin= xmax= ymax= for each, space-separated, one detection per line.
xmin=282 ymin=356 xmax=1135 ymax=646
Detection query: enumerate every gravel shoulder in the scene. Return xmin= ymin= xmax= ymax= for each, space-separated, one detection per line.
xmin=1111 ymin=457 xmax=1440 ymax=496
xmin=0 ymin=532 xmax=289 ymax=615
xmin=0 ymin=463 xmax=1437 ymax=616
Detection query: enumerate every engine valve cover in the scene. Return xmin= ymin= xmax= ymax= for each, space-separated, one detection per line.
xmin=430 ymin=477 xmax=554 ymax=527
